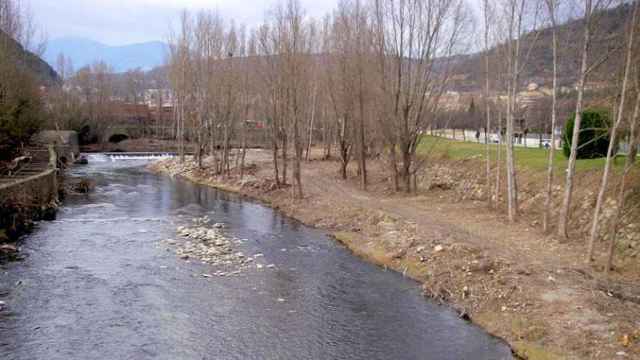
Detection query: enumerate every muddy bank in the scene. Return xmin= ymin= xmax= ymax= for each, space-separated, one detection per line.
xmin=149 ymin=154 xmax=640 ymax=360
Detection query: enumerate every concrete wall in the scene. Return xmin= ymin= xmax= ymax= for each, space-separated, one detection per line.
xmin=0 ymin=169 xmax=58 ymax=239
xmin=0 ymin=169 xmax=57 ymax=206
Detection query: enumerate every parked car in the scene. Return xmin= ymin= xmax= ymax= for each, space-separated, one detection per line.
xmin=540 ymin=139 xmax=552 ymax=149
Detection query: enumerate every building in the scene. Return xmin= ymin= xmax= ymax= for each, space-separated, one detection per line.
xmin=144 ymin=89 xmax=174 ymax=108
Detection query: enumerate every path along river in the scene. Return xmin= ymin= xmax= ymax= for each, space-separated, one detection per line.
xmin=0 ymin=155 xmax=512 ymax=359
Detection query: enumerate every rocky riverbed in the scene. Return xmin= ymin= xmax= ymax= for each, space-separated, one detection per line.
xmin=160 ymin=216 xmax=276 ymax=277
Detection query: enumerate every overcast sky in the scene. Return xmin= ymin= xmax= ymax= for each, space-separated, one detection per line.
xmin=28 ymin=0 xmax=339 ymax=46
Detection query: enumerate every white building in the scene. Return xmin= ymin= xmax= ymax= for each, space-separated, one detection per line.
xmin=144 ymin=89 xmax=174 ymax=108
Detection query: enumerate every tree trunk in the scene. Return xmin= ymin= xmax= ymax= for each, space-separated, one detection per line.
xmin=543 ymin=0 xmax=559 ymax=234
xmin=390 ymin=143 xmax=399 ymax=192
xmin=558 ymin=0 xmax=593 ymax=238
xmin=292 ymin=105 xmax=303 ymax=199
xmin=403 ymin=147 xmax=411 ymax=193
xmin=340 ymin=158 xmax=348 ymax=179
xmin=197 ymin=130 xmax=203 ymax=169
xmin=505 ymin=76 xmax=518 ymax=221
xmin=240 ymin=122 xmax=247 ymax=180
xmin=605 ymin=90 xmax=639 ymax=273
xmin=484 ymin=0 xmax=491 ymax=208
xmin=358 ymin=86 xmax=367 ymax=191
xmin=179 ymin=98 xmax=186 ymax=163
xmin=222 ymin=124 xmax=230 ymax=178
xmin=281 ymin=132 xmax=288 ymax=185
xmin=495 ymin=112 xmax=502 ymax=206
xmin=272 ymin=132 xmax=280 ymax=186
xmin=306 ymin=85 xmax=317 ymax=161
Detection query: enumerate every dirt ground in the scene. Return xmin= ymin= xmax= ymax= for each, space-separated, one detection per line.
xmin=150 ymin=149 xmax=640 ymax=360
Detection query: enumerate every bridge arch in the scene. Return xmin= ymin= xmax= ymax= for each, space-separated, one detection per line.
xmin=103 ymin=127 xmax=132 ymax=144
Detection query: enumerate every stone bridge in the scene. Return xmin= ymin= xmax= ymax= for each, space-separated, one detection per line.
xmin=103 ymin=126 xmax=142 ymax=144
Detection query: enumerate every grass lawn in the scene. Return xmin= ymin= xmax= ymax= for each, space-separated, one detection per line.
xmin=417 ymin=136 xmax=624 ymax=173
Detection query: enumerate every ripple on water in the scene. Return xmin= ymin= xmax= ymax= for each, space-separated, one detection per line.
xmin=78 ymin=203 xmax=117 ymax=210
xmin=53 ymin=217 xmax=168 ymax=224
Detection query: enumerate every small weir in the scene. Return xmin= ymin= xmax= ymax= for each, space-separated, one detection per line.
xmin=86 ymin=152 xmax=177 ymax=162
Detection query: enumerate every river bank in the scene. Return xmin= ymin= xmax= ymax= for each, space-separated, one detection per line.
xmin=0 ymin=169 xmax=60 ymax=256
xmin=150 ymin=150 xmax=640 ymax=360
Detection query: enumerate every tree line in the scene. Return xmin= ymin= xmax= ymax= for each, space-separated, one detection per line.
xmin=166 ymin=0 xmax=640 ymax=271
xmin=0 ymin=0 xmax=47 ymax=161
xmin=167 ymin=0 xmax=470 ymax=196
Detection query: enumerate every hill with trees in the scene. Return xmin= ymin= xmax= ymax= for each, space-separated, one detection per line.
xmin=0 ymin=30 xmax=59 ymax=86
xmin=449 ymin=3 xmax=632 ymax=92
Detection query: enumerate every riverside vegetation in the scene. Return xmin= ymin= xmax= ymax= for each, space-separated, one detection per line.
xmin=151 ymin=145 xmax=639 ymax=360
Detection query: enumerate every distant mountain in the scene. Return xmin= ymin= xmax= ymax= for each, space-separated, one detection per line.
xmin=44 ymin=37 xmax=168 ymax=73
xmin=0 ymin=30 xmax=60 ymax=86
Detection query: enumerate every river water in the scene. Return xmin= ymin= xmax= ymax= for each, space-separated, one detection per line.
xmin=0 ymin=156 xmax=512 ymax=360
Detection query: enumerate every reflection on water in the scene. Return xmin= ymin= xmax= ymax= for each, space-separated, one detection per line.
xmin=0 ymin=156 xmax=512 ymax=360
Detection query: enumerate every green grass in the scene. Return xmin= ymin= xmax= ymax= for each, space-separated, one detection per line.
xmin=417 ymin=136 xmax=624 ymax=173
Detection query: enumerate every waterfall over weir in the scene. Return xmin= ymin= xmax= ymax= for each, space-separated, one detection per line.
xmin=85 ymin=153 xmax=177 ymax=162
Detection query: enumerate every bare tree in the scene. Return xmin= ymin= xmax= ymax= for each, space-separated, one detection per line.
xmin=239 ymin=27 xmax=254 ymax=180
xmin=353 ymin=0 xmax=371 ymax=190
xmin=495 ymin=109 xmax=503 ymax=204
xmin=257 ymin=22 xmax=285 ymax=186
xmin=282 ymin=0 xmax=312 ymax=199
xmin=557 ymin=0 xmax=614 ymax=237
xmin=371 ymin=0 xmax=469 ymax=192
xmin=123 ymin=68 xmax=146 ymax=105
xmin=325 ymin=2 xmax=357 ymax=180
xmin=495 ymin=0 xmax=542 ymax=221
xmin=0 ymin=0 xmax=46 ymax=55
xmin=542 ymin=0 xmax=560 ymax=233
xmin=483 ymin=0 xmax=493 ymax=207
xmin=588 ymin=0 xmax=639 ymax=263
xmin=167 ymin=10 xmax=194 ymax=163
xmin=55 ymin=53 xmax=74 ymax=82
xmin=604 ymin=69 xmax=639 ymax=273
xmin=258 ymin=0 xmax=315 ymax=198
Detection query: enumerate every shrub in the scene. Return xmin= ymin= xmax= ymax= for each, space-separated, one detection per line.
xmin=0 ymin=51 xmax=44 ymax=161
xmin=563 ymin=108 xmax=611 ymax=159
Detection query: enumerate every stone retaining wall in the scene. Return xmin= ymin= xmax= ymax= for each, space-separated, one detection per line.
xmin=0 ymin=169 xmax=58 ymax=241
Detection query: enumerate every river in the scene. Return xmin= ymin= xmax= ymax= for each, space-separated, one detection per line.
xmin=0 ymin=156 xmax=512 ymax=359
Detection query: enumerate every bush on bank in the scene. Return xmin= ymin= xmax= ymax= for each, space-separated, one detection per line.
xmin=563 ymin=108 xmax=611 ymax=159
xmin=0 ymin=43 xmax=44 ymax=162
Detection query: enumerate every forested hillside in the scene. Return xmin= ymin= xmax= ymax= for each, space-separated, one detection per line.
xmin=450 ymin=3 xmax=632 ymax=92
xmin=0 ymin=30 xmax=60 ymax=86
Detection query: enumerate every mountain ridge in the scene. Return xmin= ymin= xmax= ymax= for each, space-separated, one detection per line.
xmin=44 ymin=37 xmax=168 ymax=73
